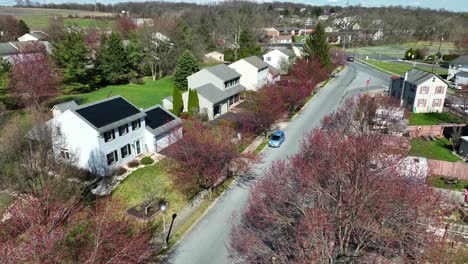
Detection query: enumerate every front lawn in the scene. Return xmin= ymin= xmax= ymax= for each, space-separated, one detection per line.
xmin=409 ymin=138 xmax=462 ymax=162
xmin=73 ymin=76 xmax=175 ymax=109
xmin=112 ymin=160 xmax=186 ymax=218
xmin=409 ymin=112 xmax=465 ymax=126
xmin=364 ymin=59 xmax=448 ymax=76
xmin=427 ymin=176 xmax=468 ymax=192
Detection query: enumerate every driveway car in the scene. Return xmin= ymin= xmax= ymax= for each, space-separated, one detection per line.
xmin=347 ymin=56 xmax=355 ymax=62
xmin=268 ymin=130 xmax=285 ymax=148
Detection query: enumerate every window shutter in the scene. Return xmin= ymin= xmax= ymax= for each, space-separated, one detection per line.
xmin=424 ymin=99 xmax=427 ymax=107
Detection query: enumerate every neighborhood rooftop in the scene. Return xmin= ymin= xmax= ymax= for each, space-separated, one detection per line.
xmin=73 ymin=96 xmax=146 ymax=131
xmin=450 ymin=55 xmax=468 ymax=65
xmin=276 ymin=47 xmax=295 ymax=58
xmin=195 ymin=83 xmax=246 ymax=104
xmin=243 ymin=56 xmax=269 ymax=69
xmin=402 ymin=69 xmax=438 ymax=85
xmin=205 ymin=64 xmax=241 ymax=81
xmin=144 ymin=105 xmax=182 ymax=136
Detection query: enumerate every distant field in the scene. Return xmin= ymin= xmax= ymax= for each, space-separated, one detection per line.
xmin=0 ymin=7 xmax=115 ymax=29
xmin=347 ymin=41 xmax=457 ymax=59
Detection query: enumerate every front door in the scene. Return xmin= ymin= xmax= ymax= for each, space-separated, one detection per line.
xmin=134 ymin=138 xmax=142 ymax=156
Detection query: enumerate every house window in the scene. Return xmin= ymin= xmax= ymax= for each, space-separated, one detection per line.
xmin=104 ymin=129 xmax=115 ymax=142
xmin=435 ymin=86 xmax=444 ymax=94
xmin=60 ymin=149 xmax=70 ymax=160
xmin=420 ymin=86 xmax=429 ymax=94
xmin=56 ymin=126 xmax=61 ymax=136
xmin=417 ymin=99 xmax=427 ymax=107
xmin=433 ymin=99 xmax=441 ymax=107
xmin=120 ymin=144 xmax=131 ymax=158
xmin=119 ymin=124 xmax=129 ymax=136
xmin=132 ymin=119 xmax=141 ymax=130
xmin=106 ymin=150 xmax=118 ymax=165
xmin=266 ymin=57 xmax=271 ymax=61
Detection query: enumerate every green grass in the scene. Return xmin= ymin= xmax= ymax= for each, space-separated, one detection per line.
xmin=294 ymin=35 xmax=310 ymax=43
xmin=364 ymin=59 xmax=448 ymax=76
xmin=0 ymin=193 xmax=15 ymax=216
xmin=408 ymin=112 xmax=465 ymax=126
xmin=64 ymin=18 xmax=114 ymax=28
xmin=112 ymin=160 xmax=187 ymax=218
xmin=0 ymin=7 xmax=114 ymax=29
xmin=409 ymin=138 xmax=462 ymax=162
xmin=427 ymin=176 xmax=468 ymax=192
xmin=254 ymin=138 xmax=269 ymax=155
xmin=347 ymin=41 xmax=456 ymax=59
xmin=72 ymin=76 xmax=175 ymax=108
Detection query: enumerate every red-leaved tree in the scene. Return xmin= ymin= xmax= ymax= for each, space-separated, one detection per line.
xmin=230 ymin=130 xmax=440 ymax=263
xmin=8 ymin=42 xmax=61 ymax=108
xmin=166 ymin=120 xmax=254 ymax=194
xmin=115 ymin=16 xmax=137 ymax=39
xmin=239 ymin=84 xmax=285 ymax=135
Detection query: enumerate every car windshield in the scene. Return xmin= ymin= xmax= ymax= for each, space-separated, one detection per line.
xmin=271 ymin=135 xmax=281 ymax=140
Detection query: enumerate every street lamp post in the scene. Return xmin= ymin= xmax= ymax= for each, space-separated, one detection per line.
xmin=432 ymin=36 xmax=444 ymax=73
xmin=160 ymin=202 xmax=167 ymax=249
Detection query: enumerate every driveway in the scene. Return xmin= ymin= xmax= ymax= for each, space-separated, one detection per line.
xmin=164 ymin=62 xmax=390 ymax=264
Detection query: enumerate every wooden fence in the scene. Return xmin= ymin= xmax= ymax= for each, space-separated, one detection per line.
xmin=428 ymin=159 xmax=468 ymax=180
xmin=408 ymin=124 xmax=466 ymax=138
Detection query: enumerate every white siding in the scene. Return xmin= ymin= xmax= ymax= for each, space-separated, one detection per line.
xmin=229 ymin=60 xmax=259 ymax=90
xmin=162 ymin=99 xmax=173 ymax=110
xmin=263 ymin=49 xmax=289 ymax=71
xmin=412 ymin=78 xmax=447 ymax=113
xmin=48 ymin=111 xmax=99 ymax=172
xmin=155 ymin=126 xmax=182 ymax=152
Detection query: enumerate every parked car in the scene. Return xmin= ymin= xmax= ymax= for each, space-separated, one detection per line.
xmin=347 ymin=56 xmax=355 ymax=62
xmin=448 ymin=83 xmax=461 ymax=90
xmin=268 ymin=131 xmax=285 ymax=148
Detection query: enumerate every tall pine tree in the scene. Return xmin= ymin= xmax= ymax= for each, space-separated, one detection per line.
xmin=172 ymin=86 xmax=183 ymax=116
xmin=52 ymin=32 xmax=98 ymax=93
xmin=18 ymin=19 xmax=29 ymax=35
xmin=96 ymin=32 xmax=131 ymax=84
xmin=303 ymin=23 xmax=330 ymax=67
xmin=174 ymin=50 xmax=199 ymax=91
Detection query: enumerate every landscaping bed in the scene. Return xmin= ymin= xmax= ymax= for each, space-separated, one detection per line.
xmin=409 ymin=112 xmax=465 ymax=126
xmin=409 ymin=137 xmax=461 ymax=162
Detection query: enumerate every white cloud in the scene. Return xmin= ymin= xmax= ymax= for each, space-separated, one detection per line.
xmin=327 ymin=0 xmax=343 ymax=2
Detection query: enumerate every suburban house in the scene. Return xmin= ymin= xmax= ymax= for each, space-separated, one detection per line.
xmin=454 ymin=71 xmax=468 ymax=88
xmin=204 ymin=51 xmax=224 ymax=63
xmin=0 ymin=41 xmax=53 ymax=62
xmin=276 ymin=27 xmax=300 ymax=36
xmin=263 ymin=27 xmax=280 ymax=37
xmin=40 ymin=96 xmax=182 ymax=176
xmin=448 ymin=55 xmax=468 ymax=85
xmin=263 ymin=47 xmax=296 ymax=72
xmin=389 ymin=69 xmax=447 ymax=113
xmin=18 ymin=31 xmax=48 ymax=42
xmin=182 ymin=64 xmax=246 ymax=120
xmin=270 ymin=35 xmax=292 ymax=44
xmin=298 ymin=27 xmax=314 ymax=35
xmin=131 ymin=18 xmax=154 ymax=27
xmin=228 ymin=56 xmax=270 ymax=91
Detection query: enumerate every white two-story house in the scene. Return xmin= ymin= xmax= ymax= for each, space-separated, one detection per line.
xmin=262 ymin=48 xmax=296 ymax=72
xmin=228 ymin=56 xmax=270 ymax=91
xmin=448 ymin=55 xmax=468 ymax=88
xmin=42 ymin=96 xmax=182 ymax=176
xmin=182 ymin=64 xmax=246 ymax=120
xmin=389 ymin=69 xmax=447 ymax=113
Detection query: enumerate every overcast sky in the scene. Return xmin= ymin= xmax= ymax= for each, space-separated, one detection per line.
xmin=0 ymin=0 xmax=467 ymax=12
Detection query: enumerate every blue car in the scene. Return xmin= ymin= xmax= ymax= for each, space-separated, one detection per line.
xmin=268 ymin=131 xmax=285 ymax=148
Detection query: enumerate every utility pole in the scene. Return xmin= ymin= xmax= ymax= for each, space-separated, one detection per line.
xmin=432 ymin=35 xmax=444 ymax=73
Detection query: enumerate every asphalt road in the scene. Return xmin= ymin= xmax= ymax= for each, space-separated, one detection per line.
xmin=165 ymin=62 xmax=390 ymax=264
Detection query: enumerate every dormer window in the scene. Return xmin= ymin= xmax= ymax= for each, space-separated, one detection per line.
xmin=104 ymin=129 xmax=115 ymax=142
xmin=119 ymin=124 xmax=129 ymax=136
xmin=224 ymin=77 xmax=240 ymax=89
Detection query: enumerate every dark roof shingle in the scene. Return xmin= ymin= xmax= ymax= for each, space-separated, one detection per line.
xmin=195 ymin=83 xmax=246 ymax=104
xmin=144 ymin=105 xmax=182 ymax=136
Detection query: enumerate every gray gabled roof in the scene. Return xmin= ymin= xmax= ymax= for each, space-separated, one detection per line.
xmin=243 ymin=56 xmax=269 ymax=70
xmin=402 ymin=69 xmax=439 ymax=85
xmin=451 ymin=55 xmax=468 ymax=65
xmin=276 ymin=47 xmax=295 ymax=58
xmin=52 ymin=100 xmax=79 ymax=112
xmin=195 ymin=83 xmax=246 ymax=104
xmin=29 ymin=31 xmax=48 ymax=40
xmin=144 ymin=104 xmax=182 ymax=136
xmin=456 ymin=71 xmax=468 ymax=78
xmin=204 ymin=64 xmax=241 ymax=82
